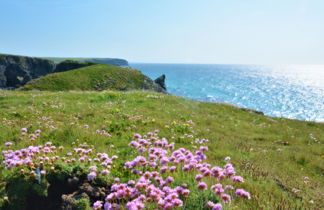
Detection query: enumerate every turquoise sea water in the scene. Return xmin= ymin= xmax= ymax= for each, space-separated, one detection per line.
xmin=131 ymin=63 xmax=324 ymax=122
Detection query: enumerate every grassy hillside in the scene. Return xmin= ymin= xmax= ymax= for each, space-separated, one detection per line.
xmin=19 ymin=64 xmax=164 ymax=92
xmin=0 ymin=91 xmax=323 ymax=209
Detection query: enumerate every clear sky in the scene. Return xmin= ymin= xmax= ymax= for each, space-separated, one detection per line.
xmin=0 ymin=0 xmax=323 ymax=64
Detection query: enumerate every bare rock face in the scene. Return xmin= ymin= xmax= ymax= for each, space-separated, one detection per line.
xmin=0 ymin=54 xmax=56 ymax=88
xmin=54 ymin=60 xmax=94 ymax=73
xmin=80 ymin=58 xmax=129 ymax=66
xmin=141 ymin=74 xmax=167 ymax=93
xmin=154 ymin=74 xmax=166 ymax=91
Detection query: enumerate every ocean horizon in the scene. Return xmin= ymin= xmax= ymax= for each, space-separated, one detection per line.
xmin=131 ymin=63 xmax=324 ymax=122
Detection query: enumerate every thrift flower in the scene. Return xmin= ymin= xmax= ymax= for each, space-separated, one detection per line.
xmin=235 ymin=189 xmax=251 ymax=199
xmin=195 ymin=174 xmax=203 ymax=182
xmin=206 ymin=201 xmax=215 ymax=208
xmin=232 ymin=176 xmax=244 ymax=183
xmin=224 ymin=156 xmax=231 ymax=162
xmin=93 ymin=200 xmax=103 ymax=209
xmin=4 ymin=142 xmax=12 ymax=147
xmin=197 ymin=182 xmax=207 ymax=191
xmin=87 ymin=172 xmax=97 ymax=181
xmin=212 ymin=203 xmax=223 ymax=210
xmin=101 ymin=170 xmax=110 ymax=175
xmin=221 ymin=193 xmax=231 ymax=204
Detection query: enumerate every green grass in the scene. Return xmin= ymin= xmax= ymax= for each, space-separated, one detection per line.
xmin=0 ymin=90 xmax=323 ymax=209
xmin=19 ymin=64 xmax=163 ymax=92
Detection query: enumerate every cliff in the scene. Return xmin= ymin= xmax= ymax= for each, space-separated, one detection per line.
xmin=0 ymin=54 xmax=55 ymax=88
xmin=45 ymin=57 xmax=129 ymax=66
xmin=53 ymin=60 xmax=94 ymax=73
xmin=0 ymin=54 xmax=130 ymax=89
xmin=80 ymin=58 xmax=128 ymax=66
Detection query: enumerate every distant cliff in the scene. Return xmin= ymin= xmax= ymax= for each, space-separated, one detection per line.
xmin=0 ymin=54 xmax=55 ymax=88
xmin=80 ymin=58 xmax=128 ymax=66
xmin=53 ymin=60 xmax=94 ymax=73
xmin=45 ymin=57 xmax=129 ymax=66
xmin=0 ymin=54 xmax=130 ymax=89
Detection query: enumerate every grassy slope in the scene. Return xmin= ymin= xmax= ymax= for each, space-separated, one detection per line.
xmin=19 ymin=64 xmax=154 ymax=91
xmin=0 ymin=91 xmax=323 ymax=209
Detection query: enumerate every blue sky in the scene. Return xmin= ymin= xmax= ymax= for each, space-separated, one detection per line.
xmin=0 ymin=0 xmax=323 ymax=64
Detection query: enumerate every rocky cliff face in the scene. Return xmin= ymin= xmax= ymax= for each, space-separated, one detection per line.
xmin=80 ymin=58 xmax=128 ymax=66
xmin=154 ymin=74 xmax=166 ymax=91
xmin=0 ymin=54 xmax=55 ymax=88
xmin=0 ymin=54 xmax=131 ymax=89
xmin=54 ymin=60 xmax=94 ymax=73
xmin=142 ymin=74 xmax=167 ymax=93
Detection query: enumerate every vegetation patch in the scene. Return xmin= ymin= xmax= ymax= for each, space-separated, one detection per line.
xmin=19 ymin=64 xmax=165 ymax=92
xmin=0 ymin=91 xmax=323 ymax=209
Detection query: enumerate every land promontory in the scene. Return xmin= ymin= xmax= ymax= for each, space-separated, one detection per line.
xmin=0 ymin=54 xmax=130 ymax=89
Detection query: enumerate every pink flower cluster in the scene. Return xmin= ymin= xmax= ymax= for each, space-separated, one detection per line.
xmin=20 ymin=128 xmax=42 ymax=141
xmin=1 ymin=127 xmax=251 ymax=209
xmin=2 ymin=141 xmax=114 ymax=181
xmin=104 ymin=174 xmax=188 ymax=210
xmin=96 ymin=129 xmax=112 ymax=137
xmin=98 ymin=131 xmax=250 ymax=209
xmin=235 ymin=189 xmax=251 ymax=199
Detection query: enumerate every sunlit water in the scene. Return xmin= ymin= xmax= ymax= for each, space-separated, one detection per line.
xmin=131 ymin=63 xmax=324 ymax=122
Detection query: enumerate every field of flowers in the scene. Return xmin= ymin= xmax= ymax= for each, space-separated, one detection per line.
xmin=0 ymin=91 xmax=323 ymax=209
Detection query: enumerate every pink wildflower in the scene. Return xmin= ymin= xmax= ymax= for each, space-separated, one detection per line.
xmin=170 ymin=166 xmax=176 ymax=172
xmin=235 ymin=189 xmax=251 ymax=199
xmin=4 ymin=142 xmax=12 ymax=147
xmin=232 ymin=176 xmax=244 ymax=183
xmin=195 ymin=174 xmax=203 ymax=182
xmin=199 ymin=146 xmax=208 ymax=151
xmin=93 ymin=200 xmax=103 ymax=209
xmin=165 ymin=176 xmax=174 ymax=184
xmin=212 ymin=203 xmax=223 ymax=210
xmin=87 ymin=172 xmax=97 ymax=181
xmin=225 ymin=185 xmax=234 ymax=190
xmin=221 ymin=193 xmax=231 ymax=204
xmin=104 ymin=202 xmax=112 ymax=210
xmin=172 ymin=199 xmax=183 ymax=207
xmin=205 ymin=201 xmax=215 ymax=208
xmin=128 ymin=180 xmax=135 ymax=185
xmin=101 ymin=170 xmax=110 ymax=175
xmin=197 ymin=182 xmax=207 ymax=191
xmin=224 ymin=156 xmax=231 ymax=162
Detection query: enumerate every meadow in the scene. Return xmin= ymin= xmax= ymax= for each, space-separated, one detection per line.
xmin=0 ymin=90 xmax=323 ymax=209
xmin=19 ymin=64 xmax=164 ymax=92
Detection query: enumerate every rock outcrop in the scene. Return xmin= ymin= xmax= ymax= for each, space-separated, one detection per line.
xmin=142 ymin=74 xmax=166 ymax=93
xmin=154 ymin=74 xmax=166 ymax=91
xmin=0 ymin=54 xmax=55 ymax=88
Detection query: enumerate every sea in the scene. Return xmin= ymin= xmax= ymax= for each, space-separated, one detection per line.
xmin=131 ymin=63 xmax=324 ymax=122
